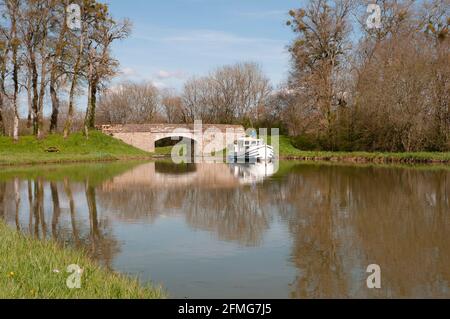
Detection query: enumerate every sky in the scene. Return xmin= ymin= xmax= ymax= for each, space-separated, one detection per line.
xmin=104 ymin=0 xmax=305 ymax=91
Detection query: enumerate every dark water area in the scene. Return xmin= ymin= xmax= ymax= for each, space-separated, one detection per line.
xmin=0 ymin=161 xmax=449 ymax=298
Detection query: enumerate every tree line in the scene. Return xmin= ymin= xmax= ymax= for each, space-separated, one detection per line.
xmin=1 ymin=0 xmax=448 ymax=152
xmin=0 ymin=0 xmax=130 ymax=141
xmin=284 ymin=0 xmax=449 ymax=152
xmin=99 ymin=0 xmax=448 ymax=152
xmin=97 ymin=62 xmax=273 ymax=128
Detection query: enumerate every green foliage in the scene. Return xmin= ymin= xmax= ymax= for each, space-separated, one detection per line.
xmin=291 ymin=134 xmax=320 ymax=151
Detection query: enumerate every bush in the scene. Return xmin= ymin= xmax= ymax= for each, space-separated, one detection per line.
xmin=291 ymin=134 xmax=320 ymax=151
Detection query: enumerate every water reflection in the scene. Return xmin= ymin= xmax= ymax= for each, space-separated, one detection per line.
xmin=230 ymin=163 xmax=277 ymax=185
xmin=0 ymin=175 xmax=120 ymax=269
xmin=0 ymin=162 xmax=449 ymax=298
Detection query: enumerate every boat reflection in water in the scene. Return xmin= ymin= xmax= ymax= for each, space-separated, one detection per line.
xmin=230 ymin=162 xmax=277 ymax=185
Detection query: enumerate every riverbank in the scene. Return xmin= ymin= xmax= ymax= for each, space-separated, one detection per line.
xmin=148 ymin=137 xmax=450 ymax=164
xmin=0 ymin=221 xmax=165 ymax=299
xmin=276 ymin=136 xmax=450 ymax=164
xmin=0 ymin=132 xmax=448 ymax=166
xmin=0 ymin=131 xmax=151 ymax=166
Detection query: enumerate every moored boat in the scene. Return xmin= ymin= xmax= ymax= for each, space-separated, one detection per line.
xmin=228 ymin=137 xmax=274 ymax=163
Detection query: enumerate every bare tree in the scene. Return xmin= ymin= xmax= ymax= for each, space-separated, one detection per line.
xmin=63 ymin=0 xmax=88 ymax=138
xmin=0 ymin=1 xmax=10 ymax=136
xmin=287 ymin=0 xmax=355 ymax=149
xmin=97 ymin=81 xmax=161 ymax=125
xmin=182 ymin=62 xmax=272 ymax=124
xmin=49 ymin=0 xmax=70 ymax=133
xmin=161 ymin=89 xmax=185 ymax=123
xmin=84 ymin=14 xmax=131 ymax=137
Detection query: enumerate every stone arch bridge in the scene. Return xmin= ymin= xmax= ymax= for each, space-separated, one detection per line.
xmin=100 ymin=124 xmax=246 ymax=154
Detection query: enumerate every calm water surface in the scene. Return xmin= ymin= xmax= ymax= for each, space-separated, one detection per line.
xmin=0 ymin=161 xmax=449 ymax=298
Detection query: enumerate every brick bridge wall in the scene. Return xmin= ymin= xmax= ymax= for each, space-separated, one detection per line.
xmin=100 ymin=124 xmax=246 ymax=153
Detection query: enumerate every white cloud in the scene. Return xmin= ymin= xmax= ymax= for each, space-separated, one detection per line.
xmin=121 ymin=67 xmax=139 ymax=78
xmin=156 ymin=70 xmax=186 ymax=80
xmin=151 ymin=80 xmax=168 ymax=89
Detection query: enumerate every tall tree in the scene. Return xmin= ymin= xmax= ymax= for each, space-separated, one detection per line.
xmin=20 ymin=0 xmax=46 ymax=136
xmin=84 ymin=12 xmax=130 ymax=136
xmin=287 ymin=0 xmax=355 ymax=150
xmin=49 ymin=0 xmax=70 ymax=133
xmin=0 ymin=5 xmax=9 ymax=136
xmin=6 ymin=0 xmax=21 ymax=141
xmin=63 ymin=0 xmax=88 ymax=138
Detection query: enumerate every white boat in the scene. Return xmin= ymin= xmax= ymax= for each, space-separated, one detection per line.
xmin=228 ymin=137 xmax=274 ymax=163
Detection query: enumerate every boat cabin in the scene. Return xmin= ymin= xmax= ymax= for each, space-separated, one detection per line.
xmin=235 ymin=137 xmax=264 ymax=153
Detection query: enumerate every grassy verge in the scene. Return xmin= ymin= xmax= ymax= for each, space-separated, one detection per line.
xmin=152 ymin=135 xmax=449 ymax=164
xmin=275 ymin=136 xmax=450 ymax=164
xmin=0 ymin=131 xmax=151 ymax=166
xmin=152 ymin=146 xmax=174 ymax=156
xmin=1 ymin=132 xmax=448 ymax=166
xmin=0 ymin=221 xmax=165 ymax=299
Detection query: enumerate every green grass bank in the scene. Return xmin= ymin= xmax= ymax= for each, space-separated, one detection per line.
xmin=274 ymin=136 xmax=450 ymax=164
xmin=0 ymin=131 xmax=150 ymax=166
xmin=0 ymin=132 xmax=448 ymax=166
xmin=0 ymin=221 xmax=165 ymax=299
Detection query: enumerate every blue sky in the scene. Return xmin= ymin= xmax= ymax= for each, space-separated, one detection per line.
xmin=104 ymin=0 xmax=305 ymax=91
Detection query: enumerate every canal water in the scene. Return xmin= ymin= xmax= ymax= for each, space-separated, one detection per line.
xmin=0 ymin=161 xmax=449 ymax=298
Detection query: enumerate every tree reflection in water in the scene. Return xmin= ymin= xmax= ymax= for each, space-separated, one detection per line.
xmin=275 ymin=165 xmax=450 ymax=298
xmin=0 ymin=162 xmax=448 ymax=298
xmin=1 ymin=175 xmax=119 ymax=269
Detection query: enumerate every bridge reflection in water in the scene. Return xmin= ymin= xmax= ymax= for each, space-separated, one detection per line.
xmin=0 ymin=161 xmax=449 ymax=298
xmin=102 ymin=162 xmax=277 ymax=191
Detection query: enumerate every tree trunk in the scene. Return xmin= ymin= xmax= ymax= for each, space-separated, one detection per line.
xmin=49 ymin=10 xmax=68 ymax=134
xmin=30 ymin=50 xmax=39 ymax=136
xmin=37 ymin=45 xmax=48 ymax=140
xmin=84 ymin=79 xmax=98 ymax=137
xmin=64 ymin=73 xmax=78 ymax=139
xmin=10 ymin=6 xmax=20 ymax=142
xmin=26 ymin=72 xmax=33 ymax=128
xmin=49 ymin=80 xmax=60 ymax=133
xmin=0 ymin=92 xmax=5 ymax=136
xmin=63 ymin=31 xmax=84 ymax=139
xmin=12 ymin=45 xmax=19 ymax=142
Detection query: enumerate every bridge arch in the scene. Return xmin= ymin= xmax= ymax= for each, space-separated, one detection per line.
xmin=154 ymin=134 xmax=199 ymax=157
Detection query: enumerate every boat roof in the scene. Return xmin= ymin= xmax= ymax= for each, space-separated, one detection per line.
xmin=237 ymin=137 xmax=264 ymax=142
